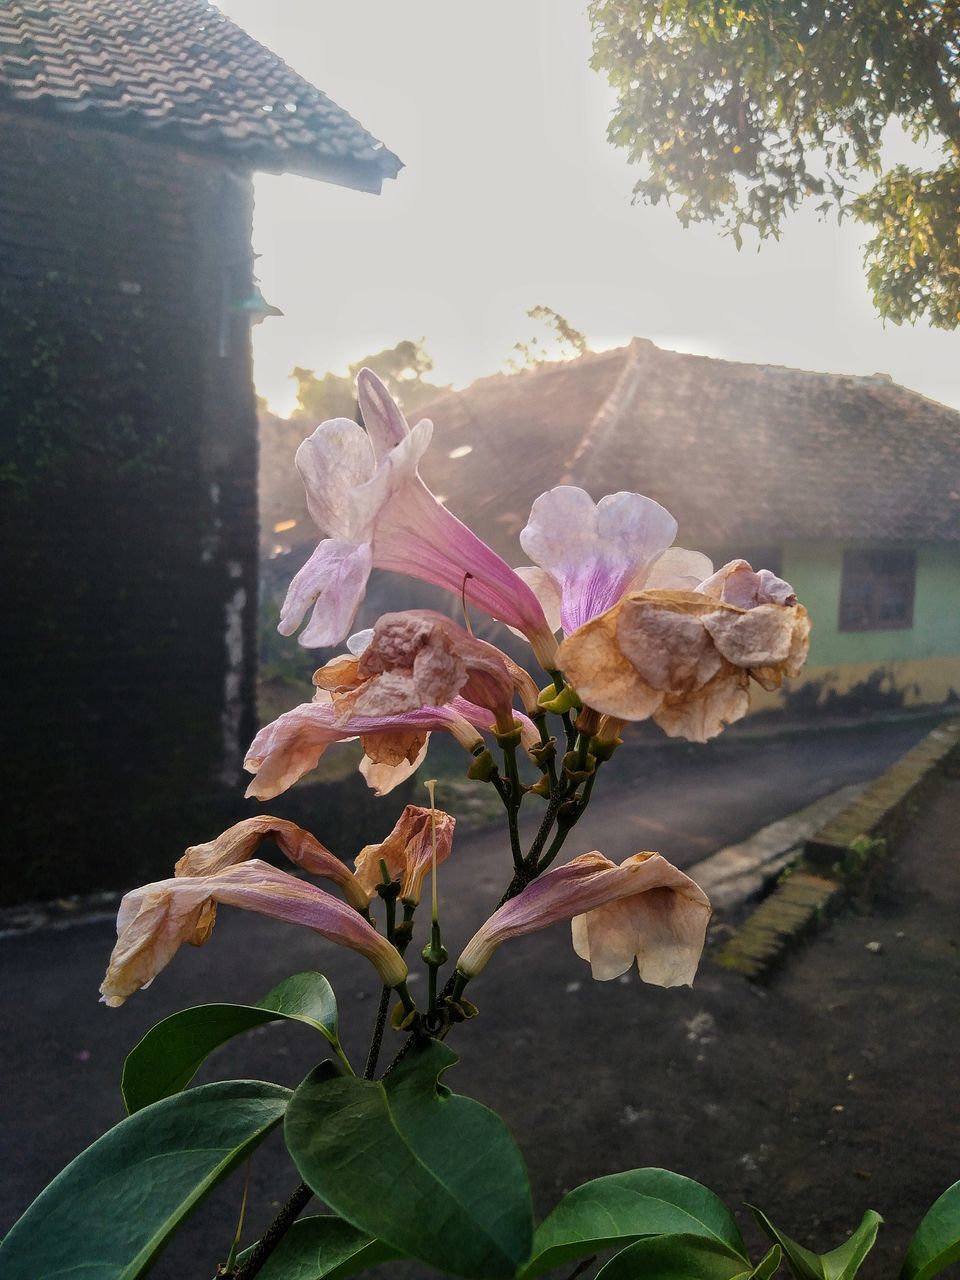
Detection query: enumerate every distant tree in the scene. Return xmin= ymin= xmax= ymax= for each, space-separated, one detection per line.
xmin=291 ymin=339 xmax=447 ymax=421
xmin=508 ymin=305 xmax=590 ymax=369
xmin=589 ymin=1 xmax=960 ymax=327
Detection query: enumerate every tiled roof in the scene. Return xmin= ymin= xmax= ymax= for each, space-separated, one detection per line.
xmin=0 ymin=0 xmax=401 ymax=190
xmin=417 ymin=338 xmax=960 ymax=555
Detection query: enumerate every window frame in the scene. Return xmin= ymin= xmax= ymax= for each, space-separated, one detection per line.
xmin=837 ymin=547 xmax=916 ymax=633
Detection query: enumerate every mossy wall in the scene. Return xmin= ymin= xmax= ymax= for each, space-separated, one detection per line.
xmin=0 ymin=113 xmax=260 ymax=903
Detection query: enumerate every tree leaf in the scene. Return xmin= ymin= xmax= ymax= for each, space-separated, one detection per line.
xmin=821 ymin=1210 xmax=883 ymax=1280
xmin=751 ymin=1206 xmax=882 ymax=1280
xmin=521 ymin=1168 xmax=749 ymax=1278
xmin=901 ymin=1180 xmax=960 ymax=1280
xmin=595 ymin=1232 xmax=757 ymax=1280
xmin=235 ymin=1216 xmax=398 ymax=1280
xmin=122 ymin=972 xmax=341 ymax=1112
xmin=284 ymin=1040 xmax=533 ymax=1279
xmin=0 ymin=1080 xmax=290 ymax=1280
xmin=752 ymin=1244 xmax=783 ymax=1280
xmin=749 ymin=1206 xmax=824 ymax=1280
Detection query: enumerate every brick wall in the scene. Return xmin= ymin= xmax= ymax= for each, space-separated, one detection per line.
xmin=0 ymin=111 xmax=260 ymax=902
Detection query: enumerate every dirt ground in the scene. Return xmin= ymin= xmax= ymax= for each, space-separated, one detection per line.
xmin=437 ymin=770 xmax=960 ymax=1280
xmin=3 ymin=753 xmax=958 ymax=1279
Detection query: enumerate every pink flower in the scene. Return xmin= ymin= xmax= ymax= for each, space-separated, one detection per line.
xmin=697 ymin=558 xmax=797 ymax=608
xmin=517 ymin=486 xmax=713 ymax=635
xmin=557 ymin=574 xmax=810 ymax=742
xmin=100 ymin=860 xmax=408 ymax=1007
xmin=176 ymin=815 xmax=370 ymax=911
xmin=279 ymin=370 xmax=557 ymax=668
xmin=324 ymin=610 xmax=521 ymax=735
xmin=243 ymin=697 xmax=519 ymax=801
xmin=353 ymin=804 xmax=456 ymax=906
xmin=457 ymin=851 xmax=710 ymax=985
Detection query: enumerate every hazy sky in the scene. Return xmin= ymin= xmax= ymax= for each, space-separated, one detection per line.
xmin=219 ymin=1 xmax=959 ymax=416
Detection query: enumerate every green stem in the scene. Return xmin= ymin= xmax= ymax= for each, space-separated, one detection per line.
xmin=223 ymin=1159 xmax=251 ymax=1275
xmin=502 ymin=736 xmax=523 ymax=805
xmin=524 ymin=787 xmax=567 ymax=870
xmin=579 ymin=767 xmax=599 ymax=810
xmin=232 ymin=1182 xmax=313 ymax=1280
xmin=424 ymin=919 xmax=446 ymax=1018
xmin=363 ymin=985 xmax=392 ymax=1080
xmin=532 ymin=710 xmax=559 ymax=790
xmin=383 ymin=727 xmax=601 ymax=1080
xmin=536 ymin=822 xmax=575 ymax=874
xmin=503 ymin=741 xmax=525 ymax=871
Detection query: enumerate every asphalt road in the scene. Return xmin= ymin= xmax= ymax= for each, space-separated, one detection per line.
xmin=0 ymin=714 xmax=942 ymax=1277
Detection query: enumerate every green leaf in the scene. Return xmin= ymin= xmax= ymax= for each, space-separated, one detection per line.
xmin=822 ymin=1211 xmax=883 ymax=1280
xmin=235 ymin=1216 xmax=398 ymax=1280
xmin=752 ymin=1244 xmax=784 ymax=1280
xmin=122 ymin=972 xmax=341 ymax=1112
xmin=901 ymin=1180 xmax=960 ymax=1280
xmin=749 ymin=1206 xmax=824 ymax=1280
xmin=750 ymin=1206 xmax=883 ymax=1280
xmin=596 ymin=1233 xmax=757 ymax=1280
xmin=284 ymin=1040 xmax=533 ymax=1279
xmin=0 ymin=1080 xmax=290 ymax=1280
xmin=521 ymin=1168 xmax=749 ymax=1278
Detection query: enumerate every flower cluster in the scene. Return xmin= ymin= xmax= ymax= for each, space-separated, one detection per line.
xmin=102 ymin=371 xmax=809 ymax=1010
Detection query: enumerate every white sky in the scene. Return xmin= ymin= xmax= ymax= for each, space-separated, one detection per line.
xmin=219 ymin=1 xmax=960 ymax=417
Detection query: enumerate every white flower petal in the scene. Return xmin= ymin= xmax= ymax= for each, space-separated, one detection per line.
xmin=359 ymin=737 xmax=430 ymax=796
xmin=295 ymin=420 xmax=375 ymax=539
xmin=520 ymin=487 xmax=678 ymax=632
xmin=279 ymin=540 xmax=373 ymax=649
xmin=644 ymin=547 xmax=714 ymax=592
xmin=357 ymin=367 xmax=413 ymax=462
xmin=512 ymin=566 xmax=562 ymax=635
xmin=347 ymin=628 xmax=374 ymax=655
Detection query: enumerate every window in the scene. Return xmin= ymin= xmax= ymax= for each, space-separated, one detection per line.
xmin=838 ymin=549 xmax=915 ymax=631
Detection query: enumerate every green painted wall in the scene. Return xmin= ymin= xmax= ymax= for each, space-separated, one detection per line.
xmin=781 ymin=542 xmax=960 ymax=667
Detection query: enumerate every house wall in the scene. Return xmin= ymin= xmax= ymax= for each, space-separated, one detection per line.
xmin=0 ymin=113 xmax=260 ymax=903
xmin=752 ymin=541 xmax=960 ymax=713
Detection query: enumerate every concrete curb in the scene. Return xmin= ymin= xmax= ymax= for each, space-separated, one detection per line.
xmin=714 ymin=717 xmax=960 ymax=981
xmin=805 ymin=717 xmax=960 ymax=865
xmin=689 ymin=782 xmax=864 ymax=912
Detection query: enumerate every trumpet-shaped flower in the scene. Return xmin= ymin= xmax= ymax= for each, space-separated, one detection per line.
xmin=318 ymin=610 xmax=520 ymax=734
xmin=457 ymin=851 xmax=710 ymax=984
xmin=353 ymin=804 xmax=456 ymax=906
xmin=175 ymin=815 xmax=370 ymax=911
xmin=557 ymin=573 xmax=810 ymax=742
xmin=517 ymin=486 xmax=713 ymax=635
xmin=100 ymin=860 xmax=408 ymax=1007
xmin=243 ymin=697 xmax=514 ymax=801
xmin=279 ymin=369 xmax=557 ymax=668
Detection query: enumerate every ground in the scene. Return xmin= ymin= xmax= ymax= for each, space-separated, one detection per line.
xmin=2 ymin=716 xmax=958 ymax=1278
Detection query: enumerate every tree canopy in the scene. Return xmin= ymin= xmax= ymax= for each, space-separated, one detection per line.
xmin=291 ymin=339 xmax=447 ymax=421
xmin=507 ymin=305 xmax=590 ymax=369
xmin=589 ymin=1 xmax=960 ymax=327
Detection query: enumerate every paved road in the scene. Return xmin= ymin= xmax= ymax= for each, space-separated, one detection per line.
xmin=0 ymin=714 xmax=941 ymax=1276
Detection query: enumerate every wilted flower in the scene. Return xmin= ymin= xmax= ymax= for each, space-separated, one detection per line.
xmin=175 ymin=815 xmax=370 ymax=911
xmin=517 ymin=486 xmax=713 ymax=635
xmin=279 ymin=369 xmax=558 ymax=667
xmin=353 ymin=804 xmax=456 ymax=906
xmin=100 ymin=860 xmax=408 ymax=1007
xmin=557 ymin=565 xmax=810 ymax=742
xmin=243 ymin=700 xmax=487 ymax=800
xmin=457 ymin=851 xmax=710 ymax=985
xmin=318 ymin=610 xmax=520 ymax=735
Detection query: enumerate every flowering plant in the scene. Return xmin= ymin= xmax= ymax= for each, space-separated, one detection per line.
xmin=3 ymin=374 xmax=957 ymax=1280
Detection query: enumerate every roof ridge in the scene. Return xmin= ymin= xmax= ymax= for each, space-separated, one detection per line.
xmin=559 ymin=336 xmax=650 ymax=481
